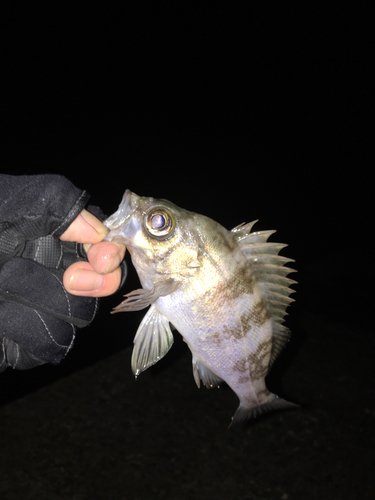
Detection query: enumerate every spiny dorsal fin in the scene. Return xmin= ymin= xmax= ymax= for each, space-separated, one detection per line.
xmin=231 ymin=220 xmax=259 ymax=239
xmin=233 ymin=221 xmax=297 ymax=365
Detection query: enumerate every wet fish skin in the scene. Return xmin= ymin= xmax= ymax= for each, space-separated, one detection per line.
xmin=104 ymin=190 xmax=297 ymax=426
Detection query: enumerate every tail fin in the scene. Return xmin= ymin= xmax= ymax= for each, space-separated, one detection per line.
xmin=229 ymin=393 xmax=297 ymax=428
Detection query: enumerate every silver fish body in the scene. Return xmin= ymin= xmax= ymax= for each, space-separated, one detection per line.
xmin=104 ymin=190 xmax=297 ymax=425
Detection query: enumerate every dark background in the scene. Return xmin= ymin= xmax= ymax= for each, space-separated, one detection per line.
xmin=0 ymin=3 xmax=373 ymax=500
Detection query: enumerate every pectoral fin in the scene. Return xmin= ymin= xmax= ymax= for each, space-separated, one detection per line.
xmin=131 ymin=305 xmax=174 ymax=376
xmin=112 ymin=279 xmax=178 ymax=312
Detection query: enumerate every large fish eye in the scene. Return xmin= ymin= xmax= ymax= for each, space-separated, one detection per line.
xmin=144 ymin=207 xmax=175 ymax=240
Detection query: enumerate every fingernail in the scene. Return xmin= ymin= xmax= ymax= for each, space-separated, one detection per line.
xmin=104 ymin=252 xmax=123 ymax=274
xmin=80 ymin=209 xmax=108 ymax=237
xmin=69 ymin=269 xmax=105 ymax=292
xmin=83 ymin=243 xmax=92 ymax=254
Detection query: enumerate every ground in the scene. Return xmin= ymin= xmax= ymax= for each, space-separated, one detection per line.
xmin=1 ymin=256 xmax=374 ymax=500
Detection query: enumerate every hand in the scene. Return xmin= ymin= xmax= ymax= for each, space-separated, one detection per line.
xmin=0 ymin=174 xmax=127 ymax=370
xmin=61 ymin=209 xmax=126 ymax=297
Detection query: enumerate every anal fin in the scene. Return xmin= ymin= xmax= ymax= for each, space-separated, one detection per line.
xmin=192 ymin=356 xmax=223 ymax=389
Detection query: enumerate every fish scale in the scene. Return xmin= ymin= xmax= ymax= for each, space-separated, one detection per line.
xmin=104 ymin=189 xmax=297 ymax=426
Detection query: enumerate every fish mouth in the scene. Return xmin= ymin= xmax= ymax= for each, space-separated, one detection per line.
xmin=103 ymin=189 xmax=139 ymax=242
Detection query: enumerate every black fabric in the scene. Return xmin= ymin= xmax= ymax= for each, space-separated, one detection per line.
xmin=0 ymin=258 xmax=98 ymax=328
xmin=0 ymin=174 xmax=101 ymax=370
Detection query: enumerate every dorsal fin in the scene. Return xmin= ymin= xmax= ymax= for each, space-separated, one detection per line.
xmin=232 ymin=221 xmax=297 ymax=366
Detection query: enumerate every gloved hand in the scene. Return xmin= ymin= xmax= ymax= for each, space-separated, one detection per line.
xmin=0 ymin=174 xmax=126 ymax=371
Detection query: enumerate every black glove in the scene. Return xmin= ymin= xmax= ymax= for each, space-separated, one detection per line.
xmin=0 ymin=174 xmax=109 ymax=371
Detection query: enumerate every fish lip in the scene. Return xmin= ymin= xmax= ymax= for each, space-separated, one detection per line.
xmin=103 ymin=189 xmax=138 ymax=240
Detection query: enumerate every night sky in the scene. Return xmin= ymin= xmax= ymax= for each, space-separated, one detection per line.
xmin=3 ymin=3 xmax=370 ymax=329
xmin=1 ymin=4 xmax=372 ymax=499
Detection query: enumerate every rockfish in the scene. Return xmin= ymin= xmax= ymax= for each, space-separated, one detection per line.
xmin=104 ymin=190 xmax=297 ymax=425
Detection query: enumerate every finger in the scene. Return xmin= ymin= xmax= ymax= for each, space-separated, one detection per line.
xmin=60 ymin=209 xmax=108 ymax=243
xmin=86 ymin=241 xmax=126 ymax=275
xmin=63 ymin=261 xmax=122 ymax=297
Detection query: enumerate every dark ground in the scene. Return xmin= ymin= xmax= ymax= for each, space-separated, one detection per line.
xmin=1 ymin=252 xmax=374 ymax=500
xmin=1 ymin=4 xmax=373 ymax=500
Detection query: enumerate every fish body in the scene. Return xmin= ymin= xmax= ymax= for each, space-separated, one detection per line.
xmin=104 ymin=190 xmax=296 ymax=425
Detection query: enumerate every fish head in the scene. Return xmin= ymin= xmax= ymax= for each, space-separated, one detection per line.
xmin=104 ymin=190 xmax=201 ymax=282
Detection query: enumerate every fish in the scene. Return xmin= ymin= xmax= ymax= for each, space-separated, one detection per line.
xmin=104 ymin=189 xmax=297 ymax=426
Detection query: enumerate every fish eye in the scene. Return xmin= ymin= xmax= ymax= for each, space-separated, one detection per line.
xmin=144 ymin=207 xmax=175 ymax=240
xmin=151 ymin=213 xmax=165 ymax=229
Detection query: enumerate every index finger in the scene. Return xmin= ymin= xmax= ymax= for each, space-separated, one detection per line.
xmin=60 ymin=209 xmax=108 ymax=244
